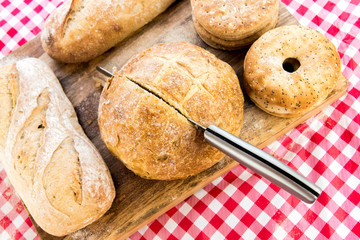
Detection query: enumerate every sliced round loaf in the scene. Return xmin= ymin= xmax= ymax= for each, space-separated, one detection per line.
xmin=193 ymin=14 xmax=278 ymax=50
xmin=98 ymin=42 xmax=244 ymax=180
xmin=244 ymin=25 xmax=341 ymax=117
xmin=191 ymin=0 xmax=279 ymax=40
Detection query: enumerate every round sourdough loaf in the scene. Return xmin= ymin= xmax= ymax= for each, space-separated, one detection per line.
xmin=98 ymin=42 xmax=244 ymax=180
xmin=244 ymin=25 xmax=341 ymax=118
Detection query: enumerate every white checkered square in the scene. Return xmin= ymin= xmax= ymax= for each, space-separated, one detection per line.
xmin=253 ymin=179 xmax=268 ymax=194
xmin=240 ymin=196 xmax=253 ymax=211
xmin=18 ymin=26 xmax=31 ymax=37
xmin=194 ymin=189 xmax=208 ymax=200
xmin=295 ymin=133 xmax=310 ymax=145
xmin=283 ymin=150 xmax=296 ymax=162
xmin=338 ymin=114 xmax=352 ymax=129
xmin=238 ymin=170 xmax=253 ymax=182
xmin=323 ymin=104 xmax=335 ymax=116
xmin=312 ymin=145 xmax=327 ymax=159
xmin=346 ymin=175 xmax=360 ymax=190
xmin=325 ymin=130 xmax=339 ymax=144
xmin=298 ymin=162 xmax=313 ymax=177
xmin=44 ymin=2 xmax=58 ymax=13
xmin=242 ymin=228 xmax=256 ymax=240
xmin=316 ymin=176 xmax=330 ymax=189
xmin=8 ymin=17 xmax=19 ymax=27
xmin=288 ymin=209 xmax=303 ymax=225
xmin=21 ymin=5 xmax=33 ymax=16
xmin=178 ymin=202 xmax=192 ymax=216
xmin=223 ymin=183 xmax=237 ymax=197
xmin=267 ymin=140 xmax=282 ymax=152
xmin=333 ymin=191 xmax=347 ymax=206
xmin=0 ymin=28 xmax=6 ymax=38
xmin=1 ymin=201 xmax=13 ymax=215
xmin=273 ymin=225 xmax=288 ymax=240
xmin=342 ymin=144 xmax=356 ymax=159
xmin=257 ymin=211 xmax=271 ymax=226
xmin=309 ymin=120 xmax=322 ymax=133
xmin=342 ymin=22 xmax=356 ymax=35
xmin=304 ymin=225 xmax=320 ymax=240
xmin=336 ymin=223 xmax=351 ymax=239
xmin=137 ymin=225 xmax=149 ymax=235
xmin=6 ymin=39 xmax=18 ymax=50
xmin=0 ymin=8 xmax=11 ymax=20
xmin=271 ymin=194 xmax=286 ymax=209
xmin=212 ymin=177 xmax=222 ymax=186
xmin=318 ymin=207 xmax=333 ymax=222
xmin=328 ymin=160 xmax=342 ymax=175
xmin=225 ymin=213 xmax=239 ymax=228
xmin=208 ymin=199 xmax=222 ymax=214
xmin=164 ymin=218 xmax=177 ymax=233
xmin=194 ymin=215 xmax=208 ymax=231
xmin=0 ymin=231 xmax=10 ymax=240
xmin=22 ymin=229 xmax=37 ymax=240
xmin=349 ymin=206 xmax=360 ymax=221
xmin=310 ymin=2 xmax=323 ymax=15
xmin=153 ymin=235 xmax=162 ymax=240
xmin=211 ymin=231 xmax=225 ymax=239
xmin=13 ymin=215 xmax=25 ymax=228
xmin=336 ymin=1 xmax=350 ymax=11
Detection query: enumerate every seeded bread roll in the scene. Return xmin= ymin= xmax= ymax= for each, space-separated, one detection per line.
xmin=98 ymin=42 xmax=244 ymax=180
xmin=244 ymin=25 xmax=341 ymax=117
xmin=41 ymin=0 xmax=175 ymax=63
xmin=0 ymin=58 xmax=115 ymax=236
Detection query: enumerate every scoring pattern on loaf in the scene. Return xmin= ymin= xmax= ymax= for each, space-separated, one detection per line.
xmin=99 ymin=42 xmax=244 ymax=180
xmin=0 ymin=63 xmax=19 ymax=148
xmin=43 ymin=137 xmax=83 ymax=217
xmin=12 ymin=90 xmax=49 ymax=184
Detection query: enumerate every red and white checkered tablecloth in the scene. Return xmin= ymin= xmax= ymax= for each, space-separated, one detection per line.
xmin=1 ymin=0 xmax=359 ymax=239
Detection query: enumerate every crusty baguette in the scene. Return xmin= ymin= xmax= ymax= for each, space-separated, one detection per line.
xmin=41 ymin=0 xmax=175 ymax=63
xmin=0 ymin=58 xmax=115 ymax=236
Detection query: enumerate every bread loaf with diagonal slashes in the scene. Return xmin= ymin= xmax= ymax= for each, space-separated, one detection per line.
xmin=0 ymin=58 xmax=115 ymax=236
xmin=41 ymin=0 xmax=176 ymax=63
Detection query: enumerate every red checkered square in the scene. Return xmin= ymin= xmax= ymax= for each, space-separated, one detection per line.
xmin=352 ymin=222 xmax=360 ymax=238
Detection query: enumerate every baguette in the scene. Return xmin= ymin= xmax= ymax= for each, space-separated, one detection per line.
xmin=41 ymin=0 xmax=175 ymax=63
xmin=0 ymin=58 xmax=115 ymax=236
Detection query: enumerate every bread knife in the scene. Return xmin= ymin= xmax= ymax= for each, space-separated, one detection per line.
xmin=96 ymin=66 xmax=322 ymax=204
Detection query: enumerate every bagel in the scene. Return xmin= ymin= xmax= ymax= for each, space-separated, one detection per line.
xmin=244 ymin=25 xmax=341 ymax=118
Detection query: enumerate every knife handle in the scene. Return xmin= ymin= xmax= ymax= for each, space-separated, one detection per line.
xmin=204 ymin=125 xmax=321 ymax=203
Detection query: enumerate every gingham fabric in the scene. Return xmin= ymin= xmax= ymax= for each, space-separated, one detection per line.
xmin=0 ymin=0 xmax=359 ymax=239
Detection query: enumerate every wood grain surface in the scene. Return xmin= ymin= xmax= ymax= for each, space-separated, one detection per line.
xmin=0 ymin=1 xmax=348 ymax=239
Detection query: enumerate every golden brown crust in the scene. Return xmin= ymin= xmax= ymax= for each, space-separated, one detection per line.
xmin=244 ymin=25 xmax=341 ymax=118
xmin=41 ymin=0 xmax=175 ymax=63
xmin=98 ymin=42 xmax=244 ymax=180
xmin=191 ymin=0 xmax=279 ymax=40
xmin=193 ymin=14 xmax=278 ymax=50
xmin=0 ymin=58 xmax=115 ymax=236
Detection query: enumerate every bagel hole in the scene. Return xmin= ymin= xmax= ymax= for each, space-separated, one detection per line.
xmin=283 ymin=58 xmax=300 ymax=73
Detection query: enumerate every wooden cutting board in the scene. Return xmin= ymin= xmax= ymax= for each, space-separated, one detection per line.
xmin=0 ymin=0 xmax=348 ymax=239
